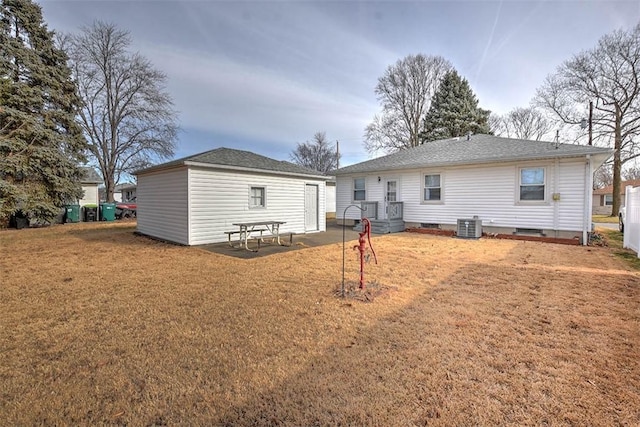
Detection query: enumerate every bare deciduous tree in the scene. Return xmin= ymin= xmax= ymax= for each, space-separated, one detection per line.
xmin=488 ymin=113 xmax=505 ymax=136
xmin=290 ymin=132 xmax=340 ymax=175
xmin=536 ymin=23 xmax=640 ymax=216
xmin=68 ymin=21 xmax=178 ymax=202
xmin=623 ymin=164 xmax=640 ymax=181
xmin=594 ymin=163 xmax=613 ymax=189
xmin=492 ymin=107 xmax=554 ymax=141
xmin=364 ymin=54 xmax=452 ymax=154
xmin=364 ymin=112 xmax=410 ymax=153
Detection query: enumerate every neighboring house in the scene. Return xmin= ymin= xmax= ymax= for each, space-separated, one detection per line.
xmin=326 ymin=178 xmax=336 ymax=219
xmin=101 ymin=186 xmax=121 ymax=202
xmin=78 ymin=167 xmax=102 ymax=206
xmin=112 ymin=187 xmax=122 ymax=202
xmin=592 ymin=179 xmax=640 ymax=215
xmin=135 ymin=148 xmax=328 ymax=245
xmin=335 ymin=134 xmax=612 ymax=245
xmin=114 ymin=183 xmax=137 ymax=202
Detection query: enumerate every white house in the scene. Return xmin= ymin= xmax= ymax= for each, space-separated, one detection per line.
xmin=113 ymin=183 xmax=137 ymax=202
xmin=326 ymin=178 xmax=336 ymax=218
xmin=135 ymin=147 xmax=328 ymax=245
xmin=335 ymin=134 xmax=612 ymax=245
xmin=78 ymin=167 xmax=101 ymax=206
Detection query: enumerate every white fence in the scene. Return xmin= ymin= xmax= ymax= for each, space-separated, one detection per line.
xmin=623 ymin=185 xmax=640 ymax=256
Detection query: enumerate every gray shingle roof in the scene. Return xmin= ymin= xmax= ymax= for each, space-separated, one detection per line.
xmin=136 ymin=147 xmax=327 ymax=178
xmin=80 ymin=167 xmax=102 ymax=184
xmin=335 ymin=134 xmax=613 ymax=175
xmin=114 ymin=183 xmax=137 ymax=191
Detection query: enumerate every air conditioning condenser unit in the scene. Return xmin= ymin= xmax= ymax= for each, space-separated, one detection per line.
xmin=457 ymin=218 xmax=482 ymax=239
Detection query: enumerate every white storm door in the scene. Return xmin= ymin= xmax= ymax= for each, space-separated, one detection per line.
xmin=383 ymin=179 xmax=398 ymax=220
xmin=305 ymin=184 xmax=319 ymax=231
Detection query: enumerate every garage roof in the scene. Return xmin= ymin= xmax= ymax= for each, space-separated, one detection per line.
xmin=136 ymin=147 xmax=328 ymax=179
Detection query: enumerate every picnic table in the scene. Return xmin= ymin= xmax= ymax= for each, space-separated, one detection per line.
xmin=226 ymin=220 xmax=289 ymax=251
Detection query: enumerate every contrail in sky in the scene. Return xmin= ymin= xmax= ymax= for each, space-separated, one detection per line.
xmin=475 ymin=0 xmax=502 ymax=82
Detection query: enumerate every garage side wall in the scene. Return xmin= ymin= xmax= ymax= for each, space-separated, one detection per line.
xmin=137 ymin=167 xmax=189 ymax=245
xmin=79 ymin=184 xmax=99 ymax=206
xmin=189 ymin=168 xmax=326 ymax=245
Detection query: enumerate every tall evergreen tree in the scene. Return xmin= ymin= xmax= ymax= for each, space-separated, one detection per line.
xmin=0 ymin=0 xmax=86 ymax=223
xmin=421 ymin=70 xmax=491 ymax=142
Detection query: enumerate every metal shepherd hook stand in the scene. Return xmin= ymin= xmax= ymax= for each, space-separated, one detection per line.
xmin=342 ymin=204 xmax=366 ymax=297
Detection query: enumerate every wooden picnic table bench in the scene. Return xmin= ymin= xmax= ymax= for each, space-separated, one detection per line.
xmin=226 ymin=221 xmax=291 ymax=252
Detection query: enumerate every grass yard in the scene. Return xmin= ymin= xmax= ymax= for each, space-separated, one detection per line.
xmin=593 ymin=214 xmax=619 ymax=224
xmin=1 ymin=222 xmax=639 ymax=425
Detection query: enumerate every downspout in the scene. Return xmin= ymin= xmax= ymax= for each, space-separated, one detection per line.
xmin=187 ymin=168 xmax=192 ymax=245
xmin=583 ymin=155 xmax=591 ymax=245
xmin=553 ymin=159 xmax=559 ymax=236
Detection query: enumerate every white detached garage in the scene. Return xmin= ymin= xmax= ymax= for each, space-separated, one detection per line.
xmin=135 ymin=148 xmax=328 ymax=245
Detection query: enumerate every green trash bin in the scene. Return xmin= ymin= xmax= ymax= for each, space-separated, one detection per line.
xmin=64 ymin=204 xmax=80 ymax=223
xmin=100 ymin=203 xmax=116 ymax=221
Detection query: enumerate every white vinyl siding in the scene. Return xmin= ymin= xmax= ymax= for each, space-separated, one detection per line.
xmin=337 ymin=159 xmax=588 ymax=232
xmin=78 ymin=184 xmax=99 ymax=206
xmin=555 ymin=161 xmax=587 ymax=231
xmin=326 ymin=182 xmax=336 ymax=214
xmin=136 ymin=167 xmax=189 ymax=245
xmin=337 ymin=175 xmax=381 ymax=220
xmin=188 ymin=168 xmax=326 ymax=245
xmin=336 ymin=176 xmax=355 ymax=219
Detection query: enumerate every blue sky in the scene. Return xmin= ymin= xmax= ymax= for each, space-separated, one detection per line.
xmin=40 ymin=0 xmax=639 ymax=167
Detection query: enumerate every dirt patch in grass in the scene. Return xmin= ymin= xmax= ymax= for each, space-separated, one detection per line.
xmin=1 ymin=222 xmax=639 ymax=425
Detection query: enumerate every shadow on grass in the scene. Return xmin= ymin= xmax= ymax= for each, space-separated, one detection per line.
xmin=599 ymin=229 xmax=640 ymax=270
xmin=65 ymin=219 xmax=363 ymax=258
xmin=60 ymin=221 xmax=181 ymax=248
xmin=212 ymin=261 xmax=640 ymax=426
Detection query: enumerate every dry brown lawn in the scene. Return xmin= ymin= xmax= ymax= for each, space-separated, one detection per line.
xmin=1 ymin=222 xmax=639 ymax=426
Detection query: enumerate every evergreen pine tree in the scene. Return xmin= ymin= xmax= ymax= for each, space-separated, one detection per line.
xmin=0 ymin=0 xmax=86 ymax=223
xmin=421 ymin=70 xmax=491 ymax=142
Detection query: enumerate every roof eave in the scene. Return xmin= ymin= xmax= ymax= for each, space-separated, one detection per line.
xmin=184 ymin=161 xmax=329 ymax=180
xmin=335 ymin=150 xmax=613 ymax=175
xmin=134 ymin=162 xmax=186 ymax=175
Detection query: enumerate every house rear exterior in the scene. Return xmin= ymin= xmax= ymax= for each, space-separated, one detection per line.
xmin=135 ymin=148 xmax=327 ymax=245
xmin=335 ymin=135 xmax=612 ymax=245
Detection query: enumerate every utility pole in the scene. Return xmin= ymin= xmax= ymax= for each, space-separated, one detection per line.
xmin=581 ymin=101 xmax=594 ymax=145
xmin=588 ymin=100 xmax=593 ymax=146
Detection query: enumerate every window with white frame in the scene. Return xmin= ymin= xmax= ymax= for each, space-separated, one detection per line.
xmin=519 ymin=167 xmax=545 ymax=201
xmin=250 ymin=186 xmax=265 ymax=208
xmin=604 ymin=194 xmax=613 ymax=206
xmin=353 ymin=177 xmax=366 ymax=201
xmin=423 ymin=174 xmax=441 ymax=201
